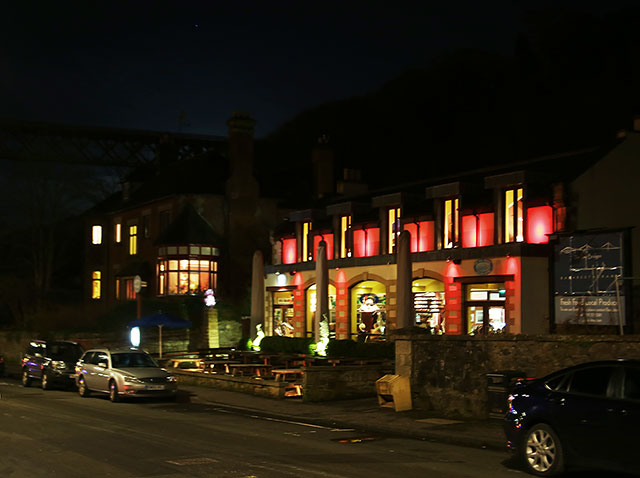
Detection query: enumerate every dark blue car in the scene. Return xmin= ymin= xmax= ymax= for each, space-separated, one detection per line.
xmin=504 ymin=359 xmax=640 ymax=476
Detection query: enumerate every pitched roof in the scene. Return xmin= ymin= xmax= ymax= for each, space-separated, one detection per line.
xmin=155 ymin=203 xmax=222 ymax=246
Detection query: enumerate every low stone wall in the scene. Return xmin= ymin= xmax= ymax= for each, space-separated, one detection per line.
xmin=175 ymin=371 xmax=288 ymax=399
xmin=303 ymin=365 xmax=393 ymax=402
xmin=395 ymin=333 xmax=640 ymax=419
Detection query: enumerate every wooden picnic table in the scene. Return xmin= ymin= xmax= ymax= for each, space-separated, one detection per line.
xmin=204 ymin=360 xmax=240 ymax=374
xmin=272 ymin=368 xmax=304 ymax=382
xmin=227 ymin=363 xmax=273 ymax=377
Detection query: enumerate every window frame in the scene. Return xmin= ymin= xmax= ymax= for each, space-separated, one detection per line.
xmin=504 ymin=186 xmax=524 ymax=243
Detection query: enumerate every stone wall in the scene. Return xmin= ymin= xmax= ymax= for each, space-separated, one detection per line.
xmin=395 ymin=333 xmax=640 ymax=418
xmin=303 ymin=365 xmax=393 ymax=402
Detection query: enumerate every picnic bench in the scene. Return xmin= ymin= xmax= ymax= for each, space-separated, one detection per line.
xmin=272 ymin=368 xmax=304 ymax=382
xmin=227 ymin=363 xmax=273 ymax=377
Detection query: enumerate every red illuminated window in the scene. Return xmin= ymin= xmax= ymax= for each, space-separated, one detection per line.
xmin=353 ymin=228 xmax=380 ymax=257
xmin=282 ymin=238 xmax=297 ymax=264
xmin=527 ymin=206 xmax=553 ymax=244
xmin=462 ymin=213 xmax=494 ymax=248
xmin=403 ymin=222 xmax=434 ymax=252
xmin=313 ymin=234 xmax=334 ymax=260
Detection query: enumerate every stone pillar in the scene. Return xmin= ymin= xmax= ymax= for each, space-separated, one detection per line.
xmin=396 ymin=230 xmax=414 ymax=329
xmin=250 ymin=250 xmax=265 ymax=340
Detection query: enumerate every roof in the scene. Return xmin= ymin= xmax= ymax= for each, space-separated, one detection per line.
xmin=155 ymin=203 xmax=222 ymax=246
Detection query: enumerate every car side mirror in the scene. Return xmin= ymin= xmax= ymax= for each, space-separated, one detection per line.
xmin=98 ymin=361 xmax=108 ymax=368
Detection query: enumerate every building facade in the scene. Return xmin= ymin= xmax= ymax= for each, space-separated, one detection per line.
xmin=84 ymin=112 xmax=286 ymax=321
xmin=263 ymin=129 xmax=640 ymax=340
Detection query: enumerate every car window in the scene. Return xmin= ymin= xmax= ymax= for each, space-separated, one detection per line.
xmin=49 ymin=343 xmax=83 ymax=361
xmin=81 ymin=352 xmax=94 ymax=364
xmin=90 ymin=352 xmax=108 ymax=365
xmin=568 ymin=366 xmax=614 ymax=396
xmin=111 ymin=353 xmax=157 ymax=368
xmin=623 ymin=367 xmax=640 ymax=401
xmin=545 ymin=373 xmax=569 ymax=391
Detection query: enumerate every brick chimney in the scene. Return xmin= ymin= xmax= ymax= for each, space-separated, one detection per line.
xmin=312 ymin=134 xmax=334 ymax=199
xmin=227 ymin=111 xmax=256 ymax=178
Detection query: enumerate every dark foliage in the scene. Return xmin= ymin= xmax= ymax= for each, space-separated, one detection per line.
xmin=259 ymin=336 xmax=315 ymax=354
xmin=326 ymin=339 xmax=394 ymax=359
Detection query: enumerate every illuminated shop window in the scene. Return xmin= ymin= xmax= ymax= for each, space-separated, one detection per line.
xmin=505 ymin=187 xmax=524 ymax=243
xmin=91 ymin=271 xmax=101 ymax=299
xmin=340 ymin=215 xmax=351 ymax=258
xmin=302 ymin=222 xmax=312 ymax=262
xmin=412 ymin=278 xmax=445 ymax=332
xmin=444 ymin=198 xmax=459 ymax=248
xmin=157 ymin=249 xmax=218 ymax=296
xmin=388 ymin=207 xmax=401 ymax=253
xmin=114 ymin=223 xmax=122 ymax=243
xmin=129 ymin=225 xmax=138 ymax=255
xmin=91 ymin=225 xmax=102 ymax=245
xmin=115 ymin=278 xmax=120 ymax=300
xmin=306 ymin=284 xmax=337 ymax=338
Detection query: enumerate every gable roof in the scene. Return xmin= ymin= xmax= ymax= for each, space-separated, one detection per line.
xmin=155 ymin=203 xmax=222 ymax=246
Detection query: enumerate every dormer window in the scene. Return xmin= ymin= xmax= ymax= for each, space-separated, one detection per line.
xmin=387 ymin=207 xmax=401 ymax=253
xmin=340 ymin=215 xmax=352 ymax=258
xmin=444 ymin=198 xmax=459 ymax=248
xmin=505 ymin=187 xmax=524 ymax=243
xmin=302 ymin=221 xmax=312 ymax=262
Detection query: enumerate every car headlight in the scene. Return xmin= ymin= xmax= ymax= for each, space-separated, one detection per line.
xmin=166 ymin=375 xmax=177 ymax=382
xmin=123 ymin=376 xmax=144 ymax=384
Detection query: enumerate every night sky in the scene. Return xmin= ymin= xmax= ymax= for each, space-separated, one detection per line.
xmin=1 ymin=1 xmax=637 ymax=138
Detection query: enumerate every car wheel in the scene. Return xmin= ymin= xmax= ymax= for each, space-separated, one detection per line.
xmin=109 ymin=380 xmax=120 ymax=403
xmin=77 ymin=375 xmax=90 ymax=397
xmin=41 ymin=371 xmax=51 ymax=390
xmin=22 ymin=369 xmax=31 ymax=387
xmin=522 ymin=423 xmax=564 ymax=477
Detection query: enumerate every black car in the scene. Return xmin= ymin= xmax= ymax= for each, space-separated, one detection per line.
xmin=21 ymin=340 xmax=84 ymax=390
xmin=504 ymin=359 xmax=640 ymax=476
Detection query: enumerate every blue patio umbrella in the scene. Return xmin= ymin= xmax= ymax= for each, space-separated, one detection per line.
xmin=128 ymin=313 xmax=192 ymax=358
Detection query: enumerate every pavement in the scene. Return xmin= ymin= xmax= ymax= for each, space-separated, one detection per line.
xmin=4 ymin=363 xmax=506 ymax=452
xmin=178 ymin=383 xmax=507 ymax=452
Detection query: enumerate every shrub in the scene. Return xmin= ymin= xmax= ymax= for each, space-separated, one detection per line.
xmin=326 ymin=339 xmax=394 ymax=359
xmin=259 ymin=336 xmax=315 ymax=355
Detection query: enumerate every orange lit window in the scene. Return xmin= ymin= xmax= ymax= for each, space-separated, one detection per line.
xmin=444 ymin=198 xmax=459 ymax=248
xmin=129 ymin=225 xmax=138 ymax=255
xmin=340 ymin=215 xmax=351 ymax=258
xmin=115 ymin=278 xmax=120 ymax=300
xmin=114 ymin=223 xmax=122 ymax=243
xmin=388 ymin=207 xmax=401 ymax=253
xmin=302 ymin=222 xmax=312 ymax=262
xmin=91 ymin=225 xmax=102 ymax=245
xmin=505 ymin=188 xmax=524 ymax=242
xmin=157 ymin=252 xmax=218 ymax=296
xmin=91 ymin=271 xmax=101 ymax=299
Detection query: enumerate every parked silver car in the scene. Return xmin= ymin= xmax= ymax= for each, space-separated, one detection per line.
xmin=75 ymin=348 xmax=178 ymax=402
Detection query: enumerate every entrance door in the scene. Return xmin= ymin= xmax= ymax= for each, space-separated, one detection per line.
xmin=465 ymin=283 xmax=507 ymax=334
xmin=466 ymin=305 xmax=505 ymax=334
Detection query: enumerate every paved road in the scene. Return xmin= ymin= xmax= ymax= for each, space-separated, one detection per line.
xmin=0 ymin=378 xmax=635 ymax=478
